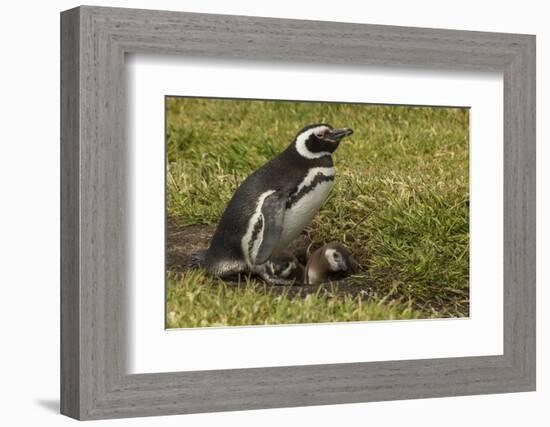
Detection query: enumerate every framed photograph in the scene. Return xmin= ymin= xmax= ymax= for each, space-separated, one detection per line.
xmin=61 ymin=5 xmax=536 ymax=420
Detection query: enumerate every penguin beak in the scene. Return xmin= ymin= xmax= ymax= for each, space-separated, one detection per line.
xmin=326 ymin=127 xmax=353 ymax=142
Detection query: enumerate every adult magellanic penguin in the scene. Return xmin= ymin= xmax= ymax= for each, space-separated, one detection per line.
xmin=204 ymin=123 xmax=353 ymax=284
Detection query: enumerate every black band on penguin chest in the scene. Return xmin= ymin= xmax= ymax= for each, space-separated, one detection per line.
xmin=249 ymin=215 xmax=264 ymax=254
xmin=286 ymin=172 xmax=335 ymax=209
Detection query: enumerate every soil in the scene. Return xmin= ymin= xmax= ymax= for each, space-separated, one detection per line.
xmin=167 ymin=219 xmax=374 ymax=299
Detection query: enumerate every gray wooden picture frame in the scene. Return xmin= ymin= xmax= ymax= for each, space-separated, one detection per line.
xmin=60 ymin=5 xmax=536 ymax=420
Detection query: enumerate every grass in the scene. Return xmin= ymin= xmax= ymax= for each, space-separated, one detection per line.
xmin=166 ymin=97 xmax=469 ymax=327
xmin=166 ymin=272 xmax=423 ymax=328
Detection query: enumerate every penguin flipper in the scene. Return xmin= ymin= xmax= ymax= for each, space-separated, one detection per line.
xmin=255 ymin=192 xmax=287 ymax=265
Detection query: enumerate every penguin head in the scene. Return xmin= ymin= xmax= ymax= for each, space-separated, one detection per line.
xmin=304 ymin=242 xmax=358 ymax=285
xmin=325 ymin=248 xmax=348 ymax=272
xmin=323 ymin=242 xmax=356 ymax=273
xmin=294 ymin=124 xmax=353 ymax=159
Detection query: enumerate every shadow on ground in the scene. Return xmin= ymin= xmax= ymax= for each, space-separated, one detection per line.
xmin=35 ymin=399 xmax=59 ymax=413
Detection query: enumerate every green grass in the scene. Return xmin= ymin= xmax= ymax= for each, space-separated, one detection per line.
xmin=166 ymin=97 xmax=469 ymax=327
xmin=166 ymin=271 xmax=423 ymax=328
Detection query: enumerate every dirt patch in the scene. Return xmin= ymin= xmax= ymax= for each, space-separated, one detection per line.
xmin=166 ymin=218 xmax=373 ymax=299
xmin=166 ymin=222 xmax=214 ymax=272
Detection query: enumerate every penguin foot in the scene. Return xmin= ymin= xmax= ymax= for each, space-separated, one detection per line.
xmin=259 ymin=273 xmax=297 ymax=286
xmin=254 ymin=264 xmax=298 ymax=286
xmin=265 ymin=254 xmax=305 ymax=284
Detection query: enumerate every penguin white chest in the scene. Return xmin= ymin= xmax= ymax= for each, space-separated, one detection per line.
xmin=275 ymin=167 xmax=335 ymax=253
xmin=285 ymin=180 xmax=334 ymax=229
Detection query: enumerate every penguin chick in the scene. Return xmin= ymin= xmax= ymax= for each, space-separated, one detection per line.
xmin=304 ymin=242 xmax=358 ymax=285
xmin=203 ymin=123 xmax=353 ymax=285
xmin=265 ymin=253 xmax=305 ymax=284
